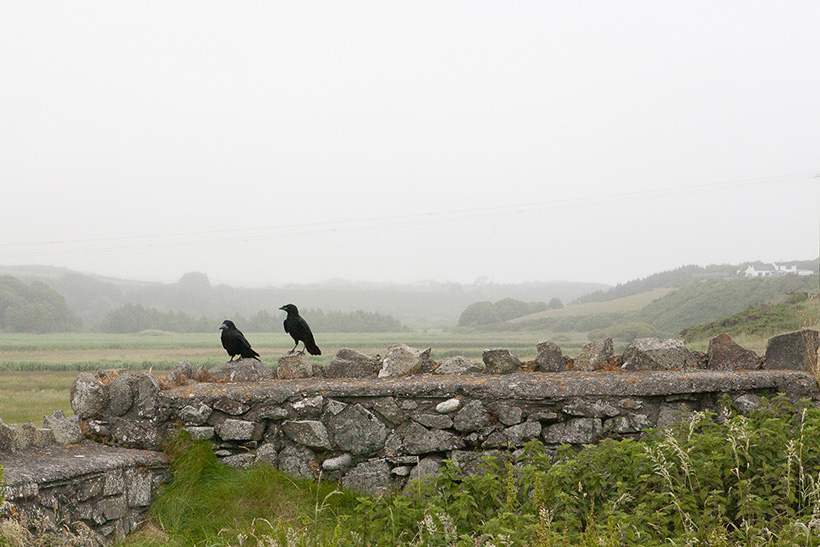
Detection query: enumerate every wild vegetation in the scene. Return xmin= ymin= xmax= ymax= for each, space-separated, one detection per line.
xmin=111 ymin=396 xmax=820 ymax=546
xmin=683 ymin=292 xmax=820 ymax=345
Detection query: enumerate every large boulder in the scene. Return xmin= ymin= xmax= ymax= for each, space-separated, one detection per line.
xmin=210 ymin=359 xmax=276 ymax=382
xmin=535 ymin=340 xmax=566 ymax=372
xmin=378 ymin=344 xmax=432 ymax=378
xmin=764 ymin=330 xmax=820 ymax=371
xmin=707 ymin=333 xmax=761 ymax=370
xmin=621 ymin=338 xmax=696 ymax=371
xmin=325 ymin=348 xmax=378 ymax=378
xmin=482 ymin=348 xmax=521 ymax=374
xmin=574 ymin=339 xmax=614 ymax=371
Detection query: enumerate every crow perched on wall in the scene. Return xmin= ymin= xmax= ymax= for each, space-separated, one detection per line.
xmin=279 ymin=304 xmax=321 ymax=355
xmin=220 ymin=320 xmax=260 ymax=361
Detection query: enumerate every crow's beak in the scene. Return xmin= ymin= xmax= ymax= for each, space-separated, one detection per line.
xmin=278 ymin=306 xmax=286 ymax=311
xmin=219 ymin=325 xmax=226 ymax=330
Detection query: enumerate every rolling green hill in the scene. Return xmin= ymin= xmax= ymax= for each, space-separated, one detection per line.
xmin=681 ymin=291 xmax=820 ymax=344
xmin=477 ymin=274 xmax=819 ymax=351
xmin=509 ymin=287 xmax=676 ymax=321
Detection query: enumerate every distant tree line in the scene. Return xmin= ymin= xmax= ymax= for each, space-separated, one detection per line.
xmin=97 ymin=305 xmax=406 ymax=334
xmin=28 ymin=268 xmax=602 ymax=329
xmin=0 ymin=272 xmax=410 ymax=334
xmin=458 ymin=297 xmax=560 ymax=327
xmin=0 ymin=276 xmax=82 ymax=333
xmin=98 ymin=304 xmax=213 ymax=333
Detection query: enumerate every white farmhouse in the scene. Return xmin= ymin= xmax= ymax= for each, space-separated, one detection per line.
xmin=741 ymin=263 xmax=814 ymax=277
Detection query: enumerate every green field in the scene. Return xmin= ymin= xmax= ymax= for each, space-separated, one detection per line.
xmin=0 ymin=331 xmax=576 ymax=368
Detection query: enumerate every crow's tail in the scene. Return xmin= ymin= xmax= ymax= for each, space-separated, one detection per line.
xmin=305 ymin=342 xmax=321 ymax=356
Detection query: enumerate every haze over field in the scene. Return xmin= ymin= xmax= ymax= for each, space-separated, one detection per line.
xmin=1 ymin=2 xmax=819 ymax=288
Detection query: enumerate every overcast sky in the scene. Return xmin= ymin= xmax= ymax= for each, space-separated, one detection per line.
xmin=2 ymin=1 xmax=818 ymax=288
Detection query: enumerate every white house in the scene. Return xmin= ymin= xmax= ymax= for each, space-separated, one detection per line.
xmin=741 ymin=263 xmax=814 ymax=277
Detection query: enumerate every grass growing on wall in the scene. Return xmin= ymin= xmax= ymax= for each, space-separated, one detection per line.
xmin=119 ymin=396 xmax=820 ymax=547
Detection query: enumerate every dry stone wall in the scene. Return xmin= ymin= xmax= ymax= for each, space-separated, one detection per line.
xmin=71 ymin=367 xmax=818 ymax=495
xmin=0 ymin=412 xmax=170 ymax=544
xmin=66 ymin=332 xmax=820 ymax=496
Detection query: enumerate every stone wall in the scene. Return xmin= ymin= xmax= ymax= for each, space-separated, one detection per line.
xmin=67 ymin=332 xmax=820 ymax=496
xmin=73 ymin=368 xmax=818 ymax=495
xmin=0 ymin=412 xmax=170 ymax=544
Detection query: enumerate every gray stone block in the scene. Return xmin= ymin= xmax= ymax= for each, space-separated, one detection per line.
xmin=764 ymin=330 xmax=820 ymax=371
xmin=482 ymin=348 xmax=522 ymax=374
xmin=329 ymin=404 xmax=388 ymax=455
xmin=217 ymin=419 xmax=265 ymax=441
xmin=342 ymin=460 xmax=392 ymax=494
xmin=542 ymin=418 xmax=602 ymax=445
xmin=184 ymin=426 xmax=215 ymax=441
xmin=282 ymin=420 xmax=332 ymax=450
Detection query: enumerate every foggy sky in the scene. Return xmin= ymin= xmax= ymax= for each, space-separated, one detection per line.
xmin=2 ymin=1 xmax=819 ymax=288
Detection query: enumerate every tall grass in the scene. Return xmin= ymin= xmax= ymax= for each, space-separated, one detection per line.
xmin=123 ymin=435 xmax=359 ymax=547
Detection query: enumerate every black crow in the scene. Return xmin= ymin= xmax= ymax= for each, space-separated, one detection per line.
xmin=279 ymin=304 xmax=321 ymax=355
xmin=219 ymin=320 xmax=260 ymax=361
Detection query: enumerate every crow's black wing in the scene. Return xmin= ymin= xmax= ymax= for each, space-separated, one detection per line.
xmin=295 ymin=316 xmax=321 ymax=355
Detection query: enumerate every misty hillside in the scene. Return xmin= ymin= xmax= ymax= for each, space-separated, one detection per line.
xmin=0 ymin=265 xmax=607 ymax=329
xmin=2 ymin=261 xmax=817 ymax=334
xmin=575 ymin=260 xmax=819 ymax=304
xmin=485 ymin=271 xmax=819 ymax=344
